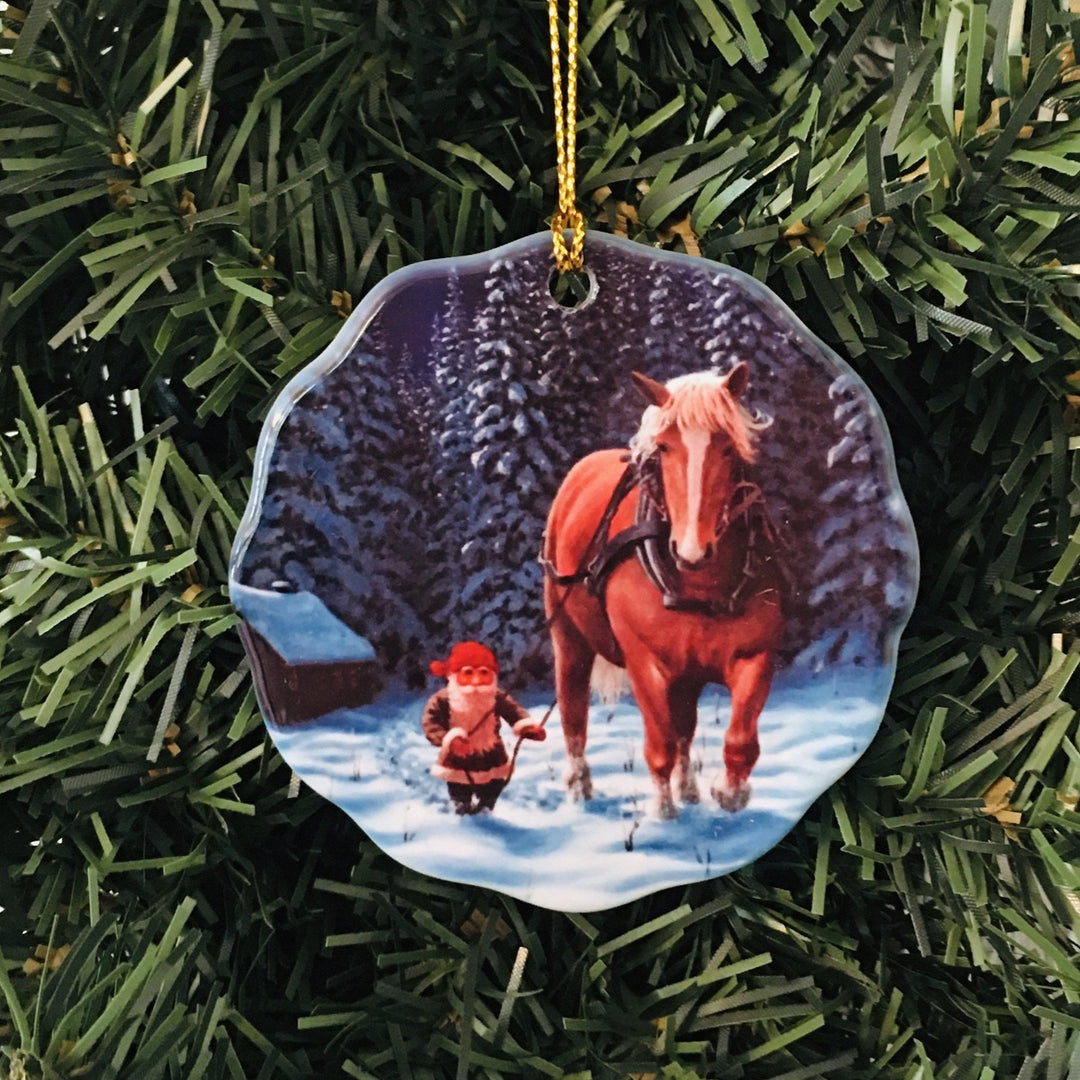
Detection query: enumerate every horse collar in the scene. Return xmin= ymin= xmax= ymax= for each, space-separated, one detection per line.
xmin=538 ymin=453 xmax=774 ymax=622
xmin=636 ymin=454 xmax=668 ymax=522
xmin=633 ymin=452 xmax=767 ymax=618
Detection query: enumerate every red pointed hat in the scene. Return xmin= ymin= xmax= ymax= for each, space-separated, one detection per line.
xmin=430 ymin=641 xmax=499 ymax=679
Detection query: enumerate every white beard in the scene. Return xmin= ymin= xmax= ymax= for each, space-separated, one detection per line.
xmin=447 ymin=677 xmax=498 ymax=734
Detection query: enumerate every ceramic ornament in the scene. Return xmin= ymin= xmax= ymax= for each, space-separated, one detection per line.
xmin=229 ymin=231 xmax=919 ymax=912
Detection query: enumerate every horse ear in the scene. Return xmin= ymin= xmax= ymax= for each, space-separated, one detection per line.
xmin=724 ymin=361 xmax=750 ymax=399
xmin=631 ymin=371 xmax=672 ymax=407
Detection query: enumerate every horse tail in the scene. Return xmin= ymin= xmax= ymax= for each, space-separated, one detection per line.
xmin=591 ymin=655 xmax=629 ymax=706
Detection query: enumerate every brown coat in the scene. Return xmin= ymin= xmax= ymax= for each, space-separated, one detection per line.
xmin=422 ymin=689 xmax=532 ymax=785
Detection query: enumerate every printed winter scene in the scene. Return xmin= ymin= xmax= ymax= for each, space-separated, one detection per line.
xmin=230 ymin=233 xmax=918 ymax=911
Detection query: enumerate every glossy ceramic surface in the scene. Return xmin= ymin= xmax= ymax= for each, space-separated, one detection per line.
xmin=230 ymin=232 xmax=918 ymax=911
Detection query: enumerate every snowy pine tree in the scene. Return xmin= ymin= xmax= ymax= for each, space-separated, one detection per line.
xmin=454 ymin=255 xmax=573 ymax=679
xmin=388 ymin=344 xmax=432 ymax=477
xmin=240 ymin=339 xmax=428 ymax=681
xmin=549 ymin=257 xmax=646 ymax=460
xmin=698 ymin=282 xmax=841 ymax=660
xmin=385 ymin=337 xmax=449 ymax=646
xmin=427 ymin=272 xmax=478 ymax=632
xmin=799 ymin=373 xmax=918 ymax=667
xmin=643 ymin=264 xmax=719 ymax=380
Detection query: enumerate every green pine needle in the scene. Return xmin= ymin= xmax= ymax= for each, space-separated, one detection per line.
xmin=2 ymin=0 xmax=1080 ymax=1076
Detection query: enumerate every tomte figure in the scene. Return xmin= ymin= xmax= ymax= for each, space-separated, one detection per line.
xmin=422 ymin=641 xmax=546 ymax=815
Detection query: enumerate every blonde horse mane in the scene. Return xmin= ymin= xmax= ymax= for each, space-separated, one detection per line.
xmin=629 ymin=369 xmax=770 ymax=465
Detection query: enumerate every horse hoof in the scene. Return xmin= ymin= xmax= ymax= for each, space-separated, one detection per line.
xmin=713 ymin=782 xmax=750 ymax=813
xmin=679 ymin=777 xmax=701 ymax=805
xmin=651 ymin=779 xmax=679 ymax=820
xmin=672 ymin=759 xmax=700 ymax=805
xmin=566 ymin=760 xmax=593 ymax=802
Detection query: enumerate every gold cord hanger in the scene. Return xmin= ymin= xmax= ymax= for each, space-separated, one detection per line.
xmin=548 ymin=0 xmax=586 ymax=272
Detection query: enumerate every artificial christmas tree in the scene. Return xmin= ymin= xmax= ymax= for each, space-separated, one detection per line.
xmin=2 ymin=0 xmax=1080 ymax=1075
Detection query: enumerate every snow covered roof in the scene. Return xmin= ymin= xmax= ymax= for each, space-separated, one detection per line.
xmin=231 ymin=583 xmax=376 ymax=664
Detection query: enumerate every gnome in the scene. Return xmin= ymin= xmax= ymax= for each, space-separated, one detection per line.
xmin=422 ymin=641 xmax=546 ymax=815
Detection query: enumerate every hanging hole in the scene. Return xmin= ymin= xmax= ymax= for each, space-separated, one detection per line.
xmin=549 ymin=267 xmax=594 ymax=309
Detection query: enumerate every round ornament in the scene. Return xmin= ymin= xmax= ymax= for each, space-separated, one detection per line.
xmin=229 ymin=231 xmax=918 ymax=911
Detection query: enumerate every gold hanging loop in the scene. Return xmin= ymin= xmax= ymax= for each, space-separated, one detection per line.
xmin=549 ymin=0 xmax=585 ymax=272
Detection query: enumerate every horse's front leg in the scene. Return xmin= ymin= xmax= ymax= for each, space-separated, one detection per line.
xmin=714 ymin=651 xmax=773 ymax=812
xmin=548 ymin=604 xmax=595 ymax=801
xmin=669 ymin=676 xmax=703 ymax=807
xmin=628 ymin=664 xmax=681 ymax=820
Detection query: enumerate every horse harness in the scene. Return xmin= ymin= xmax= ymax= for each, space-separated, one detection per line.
xmin=539 ymin=452 xmax=780 ymax=624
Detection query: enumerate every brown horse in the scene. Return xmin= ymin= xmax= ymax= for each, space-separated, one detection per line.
xmin=541 ymin=366 xmax=786 ymax=819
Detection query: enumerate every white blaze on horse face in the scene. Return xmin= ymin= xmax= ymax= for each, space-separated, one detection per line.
xmin=677 ymin=428 xmax=711 ymax=565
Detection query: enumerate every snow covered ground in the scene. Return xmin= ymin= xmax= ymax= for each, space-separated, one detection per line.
xmin=269 ymin=666 xmax=893 ymax=911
